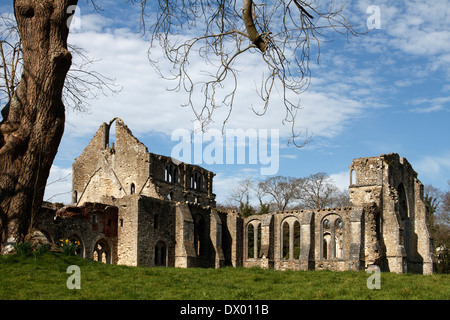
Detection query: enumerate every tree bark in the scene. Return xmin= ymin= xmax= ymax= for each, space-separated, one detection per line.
xmin=0 ymin=0 xmax=76 ymax=253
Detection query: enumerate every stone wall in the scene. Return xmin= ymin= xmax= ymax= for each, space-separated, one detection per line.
xmin=241 ymin=207 xmax=365 ymax=272
xmin=41 ymin=118 xmax=434 ymax=275
xmin=37 ymin=202 xmax=118 ymax=264
xmin=73 ymin=118 xmax=216 ymax=208
xmin=349 ymin=153 xmax=433 ymax=274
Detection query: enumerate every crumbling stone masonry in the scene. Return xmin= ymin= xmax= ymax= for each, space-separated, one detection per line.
xmin=37 ymin=119 xmax=433 ymax=274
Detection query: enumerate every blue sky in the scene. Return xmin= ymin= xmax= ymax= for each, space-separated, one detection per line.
xmin=1 ymin=1 xmax=449 ymax=204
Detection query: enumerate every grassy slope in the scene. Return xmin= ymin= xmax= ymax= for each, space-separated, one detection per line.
xmin=0 ymin=252 xmax=448 ymax=300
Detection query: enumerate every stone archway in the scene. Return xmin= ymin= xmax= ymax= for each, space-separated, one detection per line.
xmin=93 ymin=239 xmax=111 ymax=264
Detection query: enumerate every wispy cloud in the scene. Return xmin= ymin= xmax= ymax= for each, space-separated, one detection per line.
xmin=409 ymin=96 xmax=450 ymax=113
xmin=414 ymin=151 xmax=450 ymax=181
xmin=410 ymin=105 xmax=445 ymax=113
xmin=280 ymin=154 xmax=298 ymax=160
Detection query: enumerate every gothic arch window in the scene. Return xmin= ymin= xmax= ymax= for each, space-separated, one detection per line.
xmin=335 ymin=218 xmax=344 ymax=259
xmin=154 ymin=241 xmax=167 ymax=266
xmin=191 ymin=171 xmax=202 ymax=191
xmin=247 ymin=220 xmax=261 ymax=259
xmin=93 ymin=239 xmax=111 ymax=264
xmin=397 ymin=183 xmax=410 ymax=259
xmin=165 ymin=163 xmax=178 ymax=184
xmin=350 ymin=169 xmax=357 ymax=185
xmin=73 ymin=190 xmax=78 ymax=204
xmin=321 ymin=214 xmax=344 ymax=260
xmin=130 ymin=183 xmax=136 ymax=195
xmin=281 ymin=217 xmax=301 ymax=260
xmin=323 ymin=233 xmax=331 ymax=260
xmin=293 ymin=220 xmax=300 ymax=259
xmin=194 ymin=215 xmax=207 ymax=257
xmin=282 ymin=221 xmax=290 ymax=259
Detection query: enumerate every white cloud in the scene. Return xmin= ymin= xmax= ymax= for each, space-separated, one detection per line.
xmin=414 ymin=151 xmax=450 ymax=182
xmin=410 ymin=105 xmax=444 ymax=113
xmin=409 ymin=96 xmax=450 ymax=113
xmin=329 ymin=171 xmax=350 ymax=192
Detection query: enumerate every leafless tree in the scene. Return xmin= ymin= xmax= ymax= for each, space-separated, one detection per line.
xmin=130 ymin=0 xmax=361 ymax=145
xmin=0 ymin=12 xmax=120 ymax=114
xmin=257 ymin=175 xmax=302 ymax=211
xmin=299 ymin=172 xmax=341 ymax=209
xmin=226 ymin=176 xmax=254 ymax=209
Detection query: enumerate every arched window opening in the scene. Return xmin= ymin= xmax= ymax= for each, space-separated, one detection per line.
xmin=165 ymin=163 xmax=178 ymax=184
xmin=73 ymin=190 xmax=78 ymax=204
xmin=194 ymin=216 xmax=207 ymax=257
xmin=247 ymin=221 xmax=261 ymax=259
xmin=68 ymin=234 xmax=84 ymax=258
xmin=191 ymin=171 xmax=202 ymax=190
xmin=397 ymin=183 xmax=410 ymax=259
xmin=335 ymin=219 xmax=344 ymax=259
xmin=350 ymin=169 xmax=356 ymax=185
xmin=321 ymin=214 xmax=345 ymax=260
xmin=247 ymin=224 xmax=255 ymax=259
xmin=104 ymin=119 xmax=117 ymax=149
xmin=293 ymin=220 xmax=301 ymax=259
xmin=282 ymin=222 xmax=290 ymax=259
xmin=281 ymin=218 xmax=301 ymax=260
xmin=154 ymin=241 xmax=167 ymax=266
xmin=93 ymin=239 xmax=111 ymax=264
xmin=130 ymin=183 xmax=135 ymax=195
xmin=323 ymin=233 xmax=331 ymax=259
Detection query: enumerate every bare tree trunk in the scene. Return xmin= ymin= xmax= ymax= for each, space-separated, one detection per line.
xmin=0 ymin=0 xmax=76 ymax=253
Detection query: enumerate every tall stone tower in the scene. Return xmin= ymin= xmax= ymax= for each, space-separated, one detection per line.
xmin=349 ymin=153 xmax=433 ymax=274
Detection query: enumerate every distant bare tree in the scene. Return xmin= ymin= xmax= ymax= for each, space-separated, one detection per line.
xmin=299 ymin=172 xmax=341 ymax=209
xmin=227 ymin=177 xmax=254 ymax=208
xmin=257 ymin=175 xmax=302 ymax=211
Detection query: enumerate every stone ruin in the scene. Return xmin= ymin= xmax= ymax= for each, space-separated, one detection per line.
xmin=36 ymin=118 xmax=434 ymax=274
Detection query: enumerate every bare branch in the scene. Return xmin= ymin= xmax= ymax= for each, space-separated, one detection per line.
xmin=130 ymin=1 xmax=363 ymax=146
xmin=0 ymin=13 xmax=121 ymax=113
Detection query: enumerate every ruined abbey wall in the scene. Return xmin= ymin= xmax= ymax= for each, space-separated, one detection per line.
xmin=37 ymin=120 xmax=434 ymax=275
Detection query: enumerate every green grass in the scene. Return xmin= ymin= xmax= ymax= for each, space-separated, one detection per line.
xmin=0 ymin=252 xmax=448 ymax=300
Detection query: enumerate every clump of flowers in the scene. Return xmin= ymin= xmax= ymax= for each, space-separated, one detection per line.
xmin=13 ymin=242 xmax=49 ymax=260
xmin=60 ymin=239 xmax=80 ymax=256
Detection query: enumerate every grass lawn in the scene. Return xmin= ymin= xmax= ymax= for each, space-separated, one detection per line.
xmin=0 ymin=252 xmax=448 ymax=300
